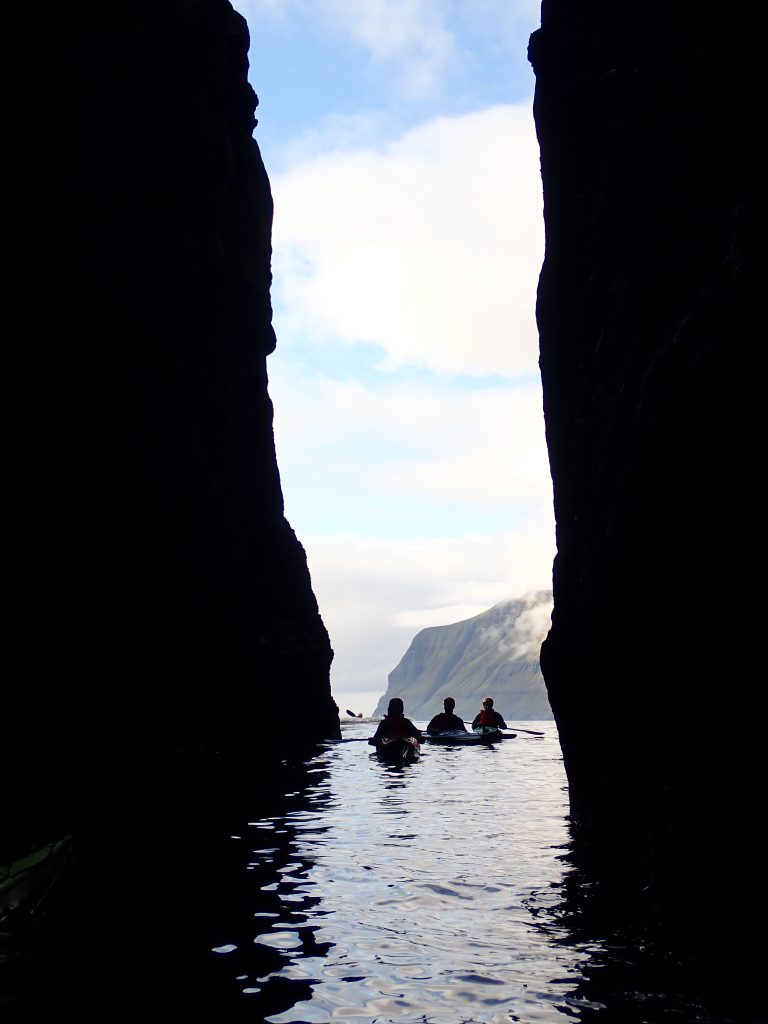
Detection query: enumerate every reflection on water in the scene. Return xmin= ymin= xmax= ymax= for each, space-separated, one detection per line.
xmin=204 ymin=723 xmax=750 ymax=1024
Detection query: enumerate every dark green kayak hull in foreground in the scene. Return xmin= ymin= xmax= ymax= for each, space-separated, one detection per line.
xmin=0 ymin=836 xmax=73 ymax=923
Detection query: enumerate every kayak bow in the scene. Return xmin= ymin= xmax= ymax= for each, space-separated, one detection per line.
xmin=374 ymin=736 xmax=421 ymax=764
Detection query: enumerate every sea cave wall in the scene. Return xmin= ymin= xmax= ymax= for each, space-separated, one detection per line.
xmin=530 ymin=1 xmax=762 ymax=949
xmin=7 ymin=0 xmax=338 ymax=845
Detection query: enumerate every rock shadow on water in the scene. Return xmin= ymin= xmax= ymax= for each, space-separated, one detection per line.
xmin=0 ymin=746 xmax=336 ymax=1022
xmin=532 ymin=819 xmax=767 ymax=1024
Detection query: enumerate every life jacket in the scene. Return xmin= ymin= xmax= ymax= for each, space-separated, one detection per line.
xmin=477 ymin=709 xmax=495 ymax=725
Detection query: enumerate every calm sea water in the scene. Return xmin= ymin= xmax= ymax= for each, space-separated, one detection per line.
xmin=205 ymin=721 xmax=742 ymax=1024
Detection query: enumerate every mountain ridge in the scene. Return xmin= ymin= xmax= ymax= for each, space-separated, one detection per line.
xmin=374 ymin=591 xmax=554 ymax=722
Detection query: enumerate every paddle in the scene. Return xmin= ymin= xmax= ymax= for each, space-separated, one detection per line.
xmin=336 ymin=726 xmax=544 ymax=742
xmin=339 ymin=734 xmax=533 ymax=745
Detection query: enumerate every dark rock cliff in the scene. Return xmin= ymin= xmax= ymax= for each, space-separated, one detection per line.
xmin=7 ymin=0 xmax=338 ymax=850
xmin=530 ymin=1 xmax=763 ymax=967
xmin=375 ymin=593 xmax=554 ymax=721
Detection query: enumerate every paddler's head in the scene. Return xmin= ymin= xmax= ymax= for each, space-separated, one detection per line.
xmin=387 ymin=697 xmax=404 ymax=716
xmin=444 ymin=697 xmax=456 ymax=710
xmin=483 ymin=697 xmax=493 ymax=708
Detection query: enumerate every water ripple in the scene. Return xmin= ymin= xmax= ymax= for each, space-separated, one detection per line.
xmin=210 ymin=723 xmax=735 ymax=1024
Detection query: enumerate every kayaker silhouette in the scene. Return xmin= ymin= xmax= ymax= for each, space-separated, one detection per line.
xmin=426 ymin=697 xmax=468 ymax=735
xmin=368 ymin=698 xmax=422 ymax=744
xmin=471 ymin=697 xmax=507 ymax=732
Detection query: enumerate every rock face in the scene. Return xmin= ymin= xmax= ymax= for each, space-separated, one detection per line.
xmin=530 ymin=1 xmax=762 ymax=961
xmin=7 ymin=0 xmax=338 ymax=847
xmin=374 ymin=593 xmax=554 ymax=722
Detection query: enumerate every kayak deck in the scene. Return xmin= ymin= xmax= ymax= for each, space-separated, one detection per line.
xmin=424 ymin=729 xmax=517 ymax=745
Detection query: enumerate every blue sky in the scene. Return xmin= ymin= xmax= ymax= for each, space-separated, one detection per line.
xmin=229 ymin=1 xmax=554 ymax=715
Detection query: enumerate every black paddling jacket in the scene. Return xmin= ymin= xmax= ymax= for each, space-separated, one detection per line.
xmin=370 ymin=715 xmax=422 ymax=742
xmin=426 ymin=711 xmax=467 ymax=733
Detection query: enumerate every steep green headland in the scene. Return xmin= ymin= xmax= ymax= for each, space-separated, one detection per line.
xmin=375 ymin=592 xmax=554 ymax=722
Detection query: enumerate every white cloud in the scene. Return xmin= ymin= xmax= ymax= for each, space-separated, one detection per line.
xmin=368 ymin=385 xmax=550 ymax=506
xmin=235 ymin=0 xmax=459 ymax=100
xmin=323 ymin=0 xmax=457 ymax=99
xmin=270 ymin=103 xmax=543 ymax=379
xmin=477 ymin=592 xmax=554 ymax=659
xmin=268 ymin=367 xmax=552 ymax=513
xmin=264 ymin=102 xmax=553 ymax=717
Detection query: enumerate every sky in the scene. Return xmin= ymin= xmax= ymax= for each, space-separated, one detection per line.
xmin=229 ymin=1 xmax=554 ymax=716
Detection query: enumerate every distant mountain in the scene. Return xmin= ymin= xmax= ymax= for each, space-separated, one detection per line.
xmin=374 ymin=591 xmax=554 ymax=722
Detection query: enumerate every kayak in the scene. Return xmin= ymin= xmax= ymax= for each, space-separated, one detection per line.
xmin=0 ymin=836 xmax=73 ymax=924
xmin=425 ymin=729 xmax=517 ymax=745
xmin=374 ymin=736 xmax=421 ymax=764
